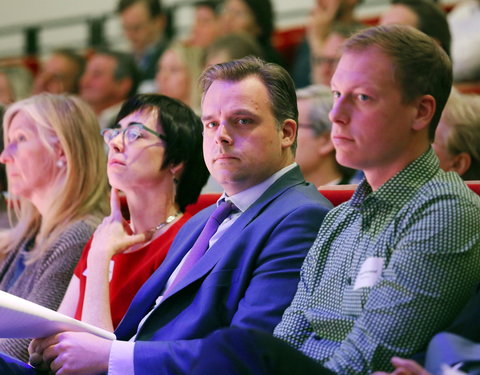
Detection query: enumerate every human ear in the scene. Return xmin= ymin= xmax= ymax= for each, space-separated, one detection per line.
xmin=170 ymin=163 xmax=184 ymax=175
xmin=450 ymin=152 xmax=471 ymax=177
xmin=281 ymin=119 xmax=297 ymax=149
xmin=412 ymin=94 xmax=436 ymax=132
xmin=52 ymin=140 xmax=66 ymax=167
xmin=169 ymin=162 xmax=185 ymax=183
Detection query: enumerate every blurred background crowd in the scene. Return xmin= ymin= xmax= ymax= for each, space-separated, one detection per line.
xmin=0 ymin=0 xmax=479 ymax=218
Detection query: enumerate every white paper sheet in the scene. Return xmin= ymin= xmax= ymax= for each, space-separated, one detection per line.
xmin=0 ymin=291 xmax=116 ymax=340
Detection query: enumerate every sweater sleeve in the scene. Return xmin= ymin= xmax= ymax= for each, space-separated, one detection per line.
xmin=0 ymin=221 xmax=95 ymax=362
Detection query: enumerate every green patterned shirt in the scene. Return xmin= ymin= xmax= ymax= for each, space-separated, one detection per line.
xmin=274 ymin=148 xmax=480 ymax=374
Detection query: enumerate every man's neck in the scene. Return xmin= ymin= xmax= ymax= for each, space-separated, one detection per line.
xmin=222 ymin=163 xmax=297 ymax=213
xmin=365 ymin=144 xmax=430 ymax=191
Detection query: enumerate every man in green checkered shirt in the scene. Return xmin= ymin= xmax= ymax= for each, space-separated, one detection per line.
xmin=272 ymin=24 xmax=480 ymax=374
xmin=189 ymin=24 xmax=480 ymax=375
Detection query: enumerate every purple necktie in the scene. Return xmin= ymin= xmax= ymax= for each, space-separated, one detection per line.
xmin=165 ymin=200 xmax=236 ymax=293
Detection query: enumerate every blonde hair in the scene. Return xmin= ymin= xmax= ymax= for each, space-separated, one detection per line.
xmin=441 ymin=90 xmax=480 ymax=180
xmin=0 ymin=93 xmax=109 ymax=263
xmin=165 ymin=41 xmax=205 ymax=113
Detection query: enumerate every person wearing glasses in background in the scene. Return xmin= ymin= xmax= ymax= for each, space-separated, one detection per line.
xmin=310 ymin=22 xmax=364 ymax=87
xmin=56 ymin=93 xmax=209 ymax=333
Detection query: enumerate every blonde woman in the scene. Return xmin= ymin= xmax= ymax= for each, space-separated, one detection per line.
xmin=0 ymin=93 xmax=109 ymax=361
xmin=155 ymin=41 xmax=205 ymax=113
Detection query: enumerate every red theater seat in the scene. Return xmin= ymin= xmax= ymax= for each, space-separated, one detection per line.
xmin=467 ymin=181 xmax=480 ymax=195
xmin=183 ymin=186 xmax=356 ymax=213
xmin=318 ymin=185 xmax=356 ymax=206
xmin=119 ymin=181 xmax=479 ymax=219
xmin=183 ymin=186 xmax=356 ymax=214
xmin=185 ymin=194 xmax=220 ymax=215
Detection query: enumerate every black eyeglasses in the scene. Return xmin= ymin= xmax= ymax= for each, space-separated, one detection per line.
xmin=101 ymin=123 xmax=167 ymax=145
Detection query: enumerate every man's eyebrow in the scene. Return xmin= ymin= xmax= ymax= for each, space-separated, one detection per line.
xmin=201 ymin=115 xmax=214 ymax=122
xmin=232 ymin=109 xmax=257 ymax=116
xmin=201 ymin=109 xmax=258 ymax=122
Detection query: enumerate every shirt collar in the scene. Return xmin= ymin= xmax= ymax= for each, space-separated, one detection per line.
xmin=218 ymin=163 xmax=297 ymax=213
xmin=350 ymin=148 xmax=440 ymax=209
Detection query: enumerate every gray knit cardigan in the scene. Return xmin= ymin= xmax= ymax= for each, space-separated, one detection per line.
xmin=0 ymin=220 xmax=95 ymax=362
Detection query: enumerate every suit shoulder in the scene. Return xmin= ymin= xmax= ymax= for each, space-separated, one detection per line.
xmin=281 ymin=183 xmax=333 ymax=211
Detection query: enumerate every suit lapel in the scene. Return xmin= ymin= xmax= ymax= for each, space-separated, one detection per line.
xmin=116 ymin=166 xmax=306 ymax=338
xmin=161 ymin=166 xmax=306 ymax=300
xmin=114 ymin=215 xmax=209 ymax=339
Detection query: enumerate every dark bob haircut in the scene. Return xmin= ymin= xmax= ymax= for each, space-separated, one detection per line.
xmin=114 ymin=93 xmax=209 ymax=212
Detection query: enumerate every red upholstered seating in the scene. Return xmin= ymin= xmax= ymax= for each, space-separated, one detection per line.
xmin=319 ymin=182 xmax=480 ymax=207
xmin=467 ymin=181 xmax=480 ymax=195
xmin=183 ymin=187 xmax=356 ymax=215
xmin=182 ymin=187 xmax=355 ymax=215
xmin=318 ymin=186 xmax=355 ymax=207
xmin=185 ymin=194 xmax=221 ymax=215
xmin=119 ymin=181 xmax=480 ymax=218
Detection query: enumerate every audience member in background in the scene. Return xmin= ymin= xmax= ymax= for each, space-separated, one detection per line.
xmin=0 ymin=66 xmax=33 ymax=105
xmin=0 ymin=94 xmax=109 ymax=362
xmin=433 ymin=90 xmax=480 ymax=181
xmin=296 ymin=84 xmax=355 ymax=187
xmin=448 ymin=0 xmax=480 ymax=82
xmin=32 ymin=49 xmax=85 ymax=95
xmin=380 ymin=0 xmax=451 ymax=57
xmin=187 ymin=0 xmax=223 ymax=48
xmin=204 ymin=32 xmax=264 ymax=67
xmin=58 ymin=93 xmax=209 ymax=332
xmin=6 ymin=57 xmax=332 ymax=375
xmin=292 ymin=0 xmax=363 ymax=88
xmin=187 ymin=25 xmax=480 ymax=375
xmin=80 ymin=49 xmax=140 ymax=130
xmin=155 ymin=41 xmax=204 ymax=113
xmin=0 ymin=73 xmax=15 ymax=106
xmin=219 ymin=0 xmax=284 ymax=67
xmin=117 ymin=0 xmax=170 ymax=92
xmin=311 ymin=22 xmax=364 ymax=86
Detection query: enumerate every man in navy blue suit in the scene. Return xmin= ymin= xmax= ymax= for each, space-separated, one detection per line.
xmin=0 ymin=57 xmax=331 ymax=374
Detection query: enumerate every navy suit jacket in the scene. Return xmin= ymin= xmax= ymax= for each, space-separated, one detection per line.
xmin=114 ymin=166 xmax=332 ymax=374
xmin=422 ymin=285 xmax=480 ymax=374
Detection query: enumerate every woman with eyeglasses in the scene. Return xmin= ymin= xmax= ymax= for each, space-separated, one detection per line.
xmin=57 ymin=93 xmax=209 ymax=332
xmin=0 ymin=94 xmax=109 ymax=361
